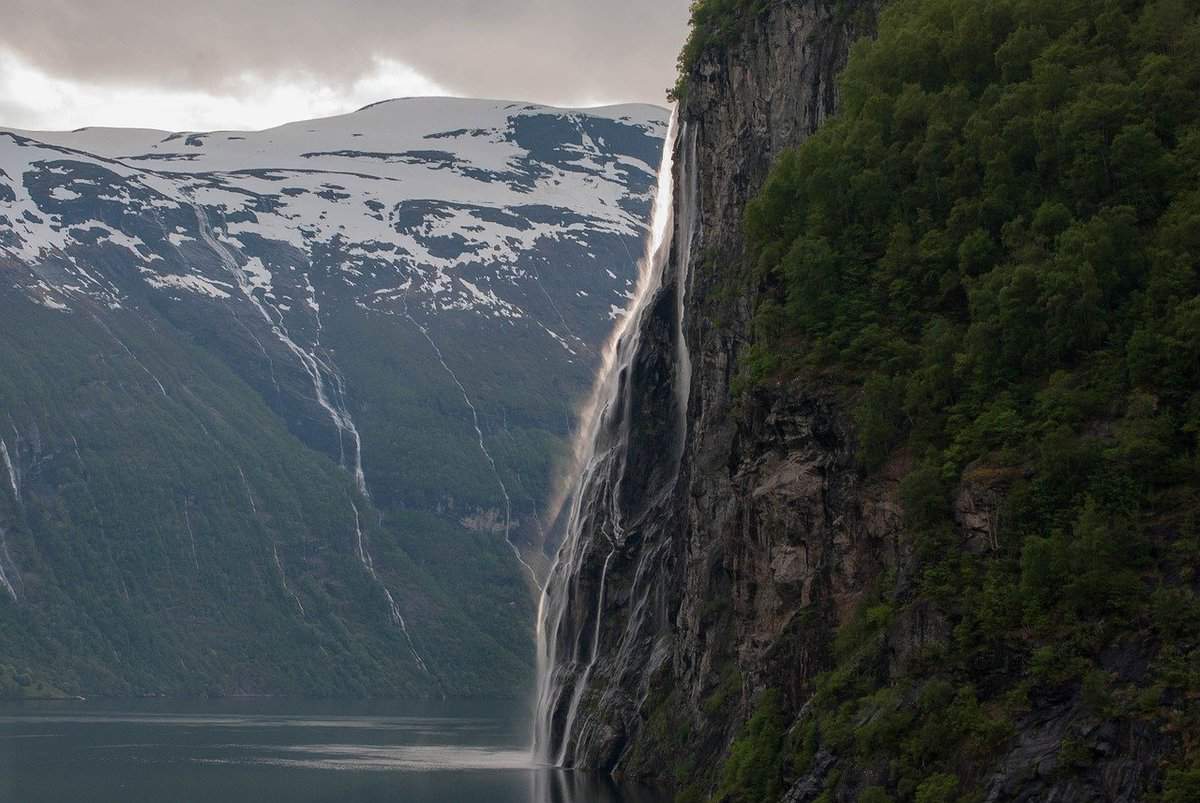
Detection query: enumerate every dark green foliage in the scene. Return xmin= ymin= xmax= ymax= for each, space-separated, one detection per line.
xmin=855 ymin=373 xmax=907 ymax=469
xmin=0 ymin=663 xmax=64 ymax=699
xmin=670 ymin=0 xmax=771 ymax=99
xmin=724 ymin=0 xmax=1200 ymax=797
xmin=914 ymin=774 xmax=958 ymax=803
xmin=861 ymin=788 xmax=896 ymax=803
xmin=1162 ymin=768 xmax=1200 ymax=803
xmin=715 ymin=690 xmax=786 ymax=803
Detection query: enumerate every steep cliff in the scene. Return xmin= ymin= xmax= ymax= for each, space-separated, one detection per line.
xmin=547 ymin=0 xmax=1200 ymax=801
xmin=541 ymin=0 xmax=884 ymax=779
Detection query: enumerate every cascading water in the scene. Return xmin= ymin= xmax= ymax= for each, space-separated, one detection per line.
xmin=191 ymin=201 xmax=431 ymax=674
xmin=0 ymin=527 xmax=18 ymax=602
xmin=0 ymin=437 xmax=21 ymax=602
xmin=533 ymin=107 xmax=699 ymax=766
xmin=0 ymin=439 xmax=18 ymax=503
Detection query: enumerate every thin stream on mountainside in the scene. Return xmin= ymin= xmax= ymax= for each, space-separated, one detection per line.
xmin=190 ymin=200 xmax=431 ymax=675
xmin=398 ymin=288 xmax=542 ymax=588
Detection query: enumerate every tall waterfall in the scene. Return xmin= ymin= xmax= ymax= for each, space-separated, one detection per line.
xmin=533 ymin=106 xmax=698 ymax=766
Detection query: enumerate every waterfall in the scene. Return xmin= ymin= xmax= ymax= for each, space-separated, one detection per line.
xmin=190 ymin=202 xmax=368 ymax=494
xmin=191 ymin=201 xmax=432 ymax=669
xmin=533 ymin=107 xmax=695 ymax=766
xmin=0 ymin=527 xmax=18 ymax=602
xmin=0 ymin=439 xmax=18 ymax=503
xmin=0 ymin=439 xmax=20 ymax=602
xmin=401 ymin=297 xmax=540 ymax=587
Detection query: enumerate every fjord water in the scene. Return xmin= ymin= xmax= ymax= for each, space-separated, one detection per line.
xmin=0 ymin=699 xmax=665 ymax=802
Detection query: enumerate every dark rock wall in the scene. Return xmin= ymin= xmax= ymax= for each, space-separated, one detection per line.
xmin=559 ymin=0 xmax=884 ymax=777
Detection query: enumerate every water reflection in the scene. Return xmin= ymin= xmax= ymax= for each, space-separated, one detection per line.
xmin=532 ymin=768 xmax=665 ymax=803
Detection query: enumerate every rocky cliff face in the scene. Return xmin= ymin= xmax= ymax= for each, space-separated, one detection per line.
xmin=554 ymin=2 xmax=1176 ymax=800
xmin=549 ymin=0 xmax=885 ymax=776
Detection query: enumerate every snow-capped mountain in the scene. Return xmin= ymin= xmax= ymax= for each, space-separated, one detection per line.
xmin=2 ymin=97 xmax=660 ymax=324
xmin=0 ymin=98 xmax=666 ymax=698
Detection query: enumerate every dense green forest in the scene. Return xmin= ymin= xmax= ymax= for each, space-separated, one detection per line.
xmin=691 ymin=0 xmax=1200 ymax=799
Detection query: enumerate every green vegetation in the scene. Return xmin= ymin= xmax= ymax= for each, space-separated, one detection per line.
xmin=671 ymin=0 xmax=770 ymax=99
xmin=0 ymin=293 xmax=534 ymax=698
xmin=1163 ymin=768 xmax=1200 ymax=803
xmin=713 ymin=0 xmax=1200 ymax=798
xmin=715 ymin=690 xmax=786 ymax=803
xmin=0 ymin=663 xmax=66 ymax=699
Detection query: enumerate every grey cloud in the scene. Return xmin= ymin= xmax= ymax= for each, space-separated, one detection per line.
xmin=0 ymin=98 xmax=36 ymax=125
xmin=1 ymin=0 xmax=691 ymax=106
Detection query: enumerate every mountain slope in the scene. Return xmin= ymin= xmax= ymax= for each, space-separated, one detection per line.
xmin=0 ymin=98 xmax=667 ymax=698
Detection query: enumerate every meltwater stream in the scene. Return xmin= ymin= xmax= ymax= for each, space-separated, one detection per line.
xmin=533 ymin=107 xmax=695 ymax=767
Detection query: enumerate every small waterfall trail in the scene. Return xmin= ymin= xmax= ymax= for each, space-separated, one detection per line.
xmin=233 ymin=313 xmax=283 ymax=401
xmin=64 ymin=432 xmax=132 ymax=600
xmin=272 ymin=543 xmax=305 ymax=616
xmin=533 ymin=108 xmax=690 ymax=765
xmin=190 ymin=201 xmax=431 ymax=675
xmin=527 ymin=263 xmax=591 ymax=359
xmin=190 ymin=202 xmax=365 ymax=487
xmin=0 ymin=438 xmax=19 ymax=503
xmin=89 ymin=314 xmax=169 ymax=398
xmin=349 ymin=498 xmax=430 ymax=674
xmin=399 ymin=292 xmax=541 ymax=588
xmin=182 ymin=499 xmax=201 ymax=572
xmin=0 ymin=527 xmax=18 ymax=602
xmin=0 ymin=438 xmax=20 ymax=602
xmin=239 ymin=464 xmax=305 ymax=617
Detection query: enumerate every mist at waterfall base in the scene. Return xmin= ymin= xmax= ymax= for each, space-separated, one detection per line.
xmin=534 ymin=105 xmax=697 ymax=767
xmin=0 ymin=699 xmax=666 ymax=803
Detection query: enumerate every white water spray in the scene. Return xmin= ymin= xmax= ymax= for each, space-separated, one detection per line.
xmin=533 ymin=107 xmax=684 ymax=765
xmin=0 ymin=439 xmax=18 ymax=503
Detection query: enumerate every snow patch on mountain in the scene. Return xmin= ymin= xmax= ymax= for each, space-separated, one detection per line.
xmin=1 ymin=98 xmax=665 ymax=329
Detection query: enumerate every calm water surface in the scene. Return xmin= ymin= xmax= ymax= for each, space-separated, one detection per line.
xmin=0 ymin=699 xmax=666 ymax=802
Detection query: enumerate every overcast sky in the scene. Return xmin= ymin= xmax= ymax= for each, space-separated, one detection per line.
xmin=0 ymin=0 xmax=689 ymax=132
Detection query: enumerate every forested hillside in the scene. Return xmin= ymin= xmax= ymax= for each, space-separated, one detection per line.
xmin=718 ymin=0 xmax=1200 ymax=799
xmin=536 ymin=0 xmax=1200 ymax=799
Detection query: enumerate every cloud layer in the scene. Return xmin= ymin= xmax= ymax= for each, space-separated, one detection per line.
xmin=1 ymin=0 xmax=688 ymax=130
